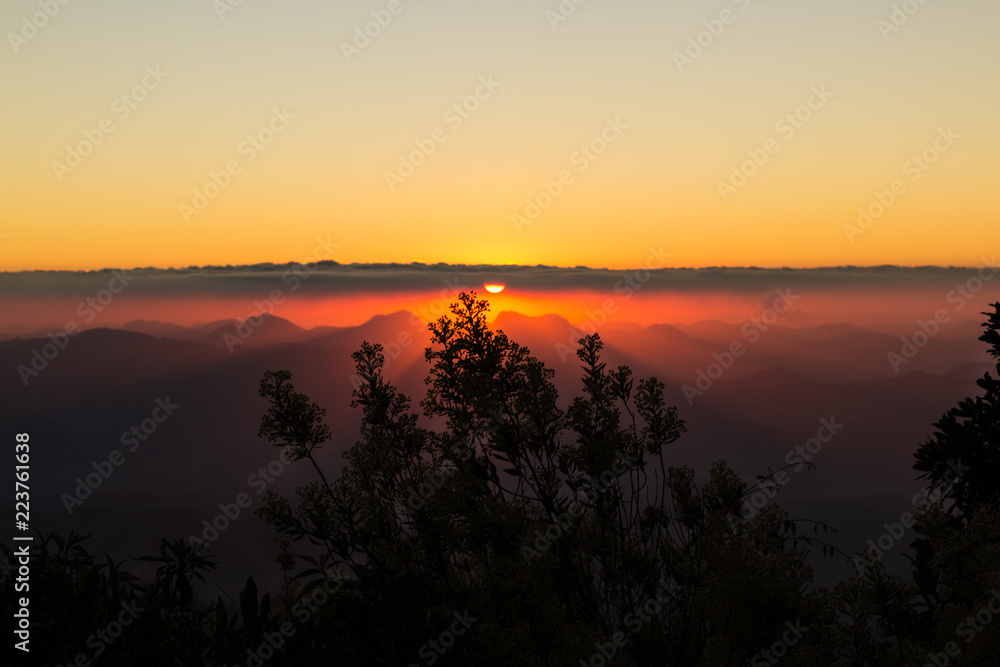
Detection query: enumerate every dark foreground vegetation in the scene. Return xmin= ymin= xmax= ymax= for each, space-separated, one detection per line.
xmin=4 ymin=296 xmax=1000 ymax=666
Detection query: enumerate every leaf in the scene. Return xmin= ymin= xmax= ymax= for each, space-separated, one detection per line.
xmin=215 ymin=596 xmax=228 ymax=629
xmin=240 ymin=576 xmax=260 ymax=637
xmin=260 ymin=593 xmax=271 ymax=624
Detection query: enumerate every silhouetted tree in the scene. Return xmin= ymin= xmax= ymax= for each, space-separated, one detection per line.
xmin=906 ymin=302 xmax=1000 ymax=664
xmin=14 ymin=297 xmax=1000 ymax=665
xmin=255 ymin=292 xmax=832 ymax=665
xmin=914 ymin=302 xmax=1000 ymax=518
xmin=1 ymin=532 xmax=222 ymax=666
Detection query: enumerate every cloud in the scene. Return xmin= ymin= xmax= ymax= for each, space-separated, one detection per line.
xmin=0 ymin=262 xmax=977 ymax=298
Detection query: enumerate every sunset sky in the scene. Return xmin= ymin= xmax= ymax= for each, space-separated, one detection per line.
xmin=2 ymin=0 xmax=998 ymax=271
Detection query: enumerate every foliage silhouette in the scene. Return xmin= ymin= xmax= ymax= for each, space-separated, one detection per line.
xmin=907 ymin=301 xmax=1000 ymax=662
xmin=252 ymin=292 xmax=833 ymax=665
xmin=5 ymin=298 xmax=1000 ymax=665
xmin=914 ymin=302 xmax=1000 ymax=519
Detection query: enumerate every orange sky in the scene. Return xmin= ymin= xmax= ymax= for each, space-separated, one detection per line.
xmin=2 ymin=1 xmax=998 ymax=271
xmin=5 ymin=280 xmax=996 ymax=335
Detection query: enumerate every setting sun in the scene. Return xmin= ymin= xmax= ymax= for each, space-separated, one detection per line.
xmin=5 ymin=2 xmax=1000 ymax=660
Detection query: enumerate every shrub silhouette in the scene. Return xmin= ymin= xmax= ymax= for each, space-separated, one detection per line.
xmin=7 ymin=298 xmax=1000 ymax=665
xmin=908 ymin=301 xmax=1000 ymax=662
xmin=914 ymin=301 xmax=1000 ymax=518
xmin=254 ymin=292 xmax=831 ymax=665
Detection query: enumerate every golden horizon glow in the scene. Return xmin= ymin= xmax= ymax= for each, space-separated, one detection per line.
xmin=484 ymin=283 xmax=506 ymax=294
xmin=2 ymin=2 xmax=997 ymax=271
xmin=5 ymin=284 xmax=990 ymax=335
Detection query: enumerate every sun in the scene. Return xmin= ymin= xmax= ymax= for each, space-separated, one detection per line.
xmin=484 ymin=283 xmax=506 ymax=294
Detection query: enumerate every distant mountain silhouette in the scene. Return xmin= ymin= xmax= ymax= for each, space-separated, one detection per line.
xmin=1 ymin=309 xmax=992 ymax=592
xmin=121 ymin=319 xmax=239 ymax=341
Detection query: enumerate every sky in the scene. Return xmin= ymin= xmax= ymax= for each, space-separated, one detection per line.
xmin=2 ymin=0 xmax=999 ymax=272
xmin=3 ymin=263 xmax=998 ymax=331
